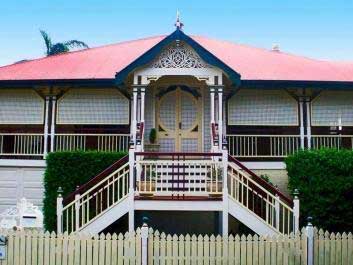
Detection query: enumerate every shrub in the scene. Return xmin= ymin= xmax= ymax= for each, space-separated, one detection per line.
xmin=285 ymin=148 xmax=353 ymax=232
xmin=43 ymin=151 xmax=127 ymax=231
xmin=149 ymin=128 xmax=157 ymax=144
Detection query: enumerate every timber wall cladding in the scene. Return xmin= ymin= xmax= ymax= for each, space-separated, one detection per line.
xmin=0 ymin=228 xmax=352 ymax=265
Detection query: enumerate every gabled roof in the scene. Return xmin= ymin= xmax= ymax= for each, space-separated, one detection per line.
xmin=115 ymin=29 xmax=241 ymax=86
xmin=0 ymin=30 xmax=353 ymax=86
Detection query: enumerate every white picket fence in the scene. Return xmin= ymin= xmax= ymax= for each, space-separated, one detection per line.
xmin=0 ymin=227 xmax=352 ymax=265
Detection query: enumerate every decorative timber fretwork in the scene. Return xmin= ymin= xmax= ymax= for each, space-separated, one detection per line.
xmin=151 ymin=42 xmax=210 ymax=69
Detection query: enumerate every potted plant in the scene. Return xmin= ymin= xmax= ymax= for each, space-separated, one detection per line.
xmin=149 ymin=128 xmax=157 ymax=144
xmin=144 ymin=128 xmax=160 ymax=152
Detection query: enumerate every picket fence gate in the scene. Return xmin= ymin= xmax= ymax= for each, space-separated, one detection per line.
xmin=0 ymin=225 xmax=352 ymax=265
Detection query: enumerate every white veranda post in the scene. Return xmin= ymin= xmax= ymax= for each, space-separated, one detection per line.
xmin=217 ymin=87 xmax=223 ymax=146
xmin=132 ymin=87 xmax=138 ymax=146
xmin=140 ymin=87 xmax=146 ymax=148
xmin=210 ymin=87 xmax=215 ymax=124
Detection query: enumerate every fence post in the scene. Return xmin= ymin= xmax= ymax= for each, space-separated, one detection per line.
xmin=306 ymin=216 xmax=314 ymax=265
xmin=56 ymin=187 xmax=63 ymax=234
xmin=222 ymin=144 xmax=229 ymax=236
xmin=141 ymin=222 xmax=149 ymax=265
xmin=293 ymin=189 xmax=300 ymax=233
xmin=128 ymin=143 xmax=135 ymax=232
xmin=75 ymin=187 xmax=80 ymax=231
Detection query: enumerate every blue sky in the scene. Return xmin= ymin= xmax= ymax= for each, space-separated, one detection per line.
xmin=1 ymin=0 xmax=353 ymax=66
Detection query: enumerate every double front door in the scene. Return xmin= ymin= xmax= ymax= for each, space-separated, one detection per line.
xmin=157 ymin=87 xmax=202 ymax=152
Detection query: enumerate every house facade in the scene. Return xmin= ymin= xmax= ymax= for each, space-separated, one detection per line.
xmin=0 ymin=21 xmax=353 ymax=235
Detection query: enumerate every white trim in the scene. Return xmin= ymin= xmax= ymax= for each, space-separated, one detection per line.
xmin=43 ymin=96 xmax=50 ymax=157
xmin=0 ymin=159 xmax=46 ymax=167
xmin=201 ymin=88 xmax=205 ymax=151
xmin=306 ymin=100 xmax=312 ymax=148
xmin=299 ymin=100 xmax=305 ymax=148
xmin=50 ymin=96 xmax=56 ymax=152
xmin=134 ymin=200 xmax=223 ymax=211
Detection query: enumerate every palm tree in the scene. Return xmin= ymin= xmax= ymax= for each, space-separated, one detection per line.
xmin=40 ymin=30 xmax=89 ymax=56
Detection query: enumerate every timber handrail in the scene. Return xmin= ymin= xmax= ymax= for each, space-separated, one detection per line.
xmin=135 ymin=152 xmax=222 ymax=157
xmin=228 ymin=155 xmax=293 ymax=206
xmin=63 ymin=155 xmax=129 ymax=204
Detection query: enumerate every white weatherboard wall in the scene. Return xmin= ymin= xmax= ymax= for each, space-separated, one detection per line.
xmin=0 ymin=160 xmax=45 ymax=213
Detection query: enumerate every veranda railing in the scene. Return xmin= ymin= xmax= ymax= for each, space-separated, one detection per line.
xmin=0 ymin=133 xmax=45 ymax=157
xmin=54 ymin=133 xmax=130 ymax=152
xmin=227 ymin=134 xmax=301 ymax=158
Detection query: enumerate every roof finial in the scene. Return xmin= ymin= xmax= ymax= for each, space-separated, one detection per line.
xmin=175 ymin=10 xmax=184 ymax=30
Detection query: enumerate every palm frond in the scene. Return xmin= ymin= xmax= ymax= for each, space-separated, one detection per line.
xmin=40 ymin=30 xmax=52 ymax=56
xmin=63 ymin=40 xmax=89 ymax=49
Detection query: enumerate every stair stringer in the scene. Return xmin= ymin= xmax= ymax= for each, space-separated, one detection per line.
xmin=228 ymin=196 xmax=280 ymax=236
xmin=80 ymin=196 xmax=130 ymax=234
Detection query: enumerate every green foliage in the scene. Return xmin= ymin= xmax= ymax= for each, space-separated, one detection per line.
xmin=259 ymin=174 xmax=273 ymax=186
xmin=43 ymin=151 xmax=126 ymax=231
xmin=149 ymin=128 xmax=157 ymax=144
xmin=285 ymin=148 xmax=353 ymax=232
xmin=40 ymin=30 xmax=89 ymax=56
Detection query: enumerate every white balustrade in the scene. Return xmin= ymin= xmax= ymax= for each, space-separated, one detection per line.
xmin=0 ymin=133 xmax=44 ymax=156
xmin=228 ymin=163 xmax=295 ymax=234
xmin=311 ymin=135 xmax=353 ymax=150
xmin=60 ymin=161 xmax=129 ymax=233
xmin=227 ymin=135 xmax=301 ymax=158
xmin=54 ymin=133 xmax=130 ymax=152
xmin=136 ymin=159 xmax=223 ymax=197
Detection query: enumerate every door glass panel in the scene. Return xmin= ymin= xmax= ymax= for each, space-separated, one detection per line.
xmin=181 ymin=138 xmax=198 ymax=152
xmin=180 ymin=92 xmax=197 ymax=130
xmin=159 ymin=139 xmax=175 ymax=152
xmin=159 ymin=90 xmax=176 ymax=130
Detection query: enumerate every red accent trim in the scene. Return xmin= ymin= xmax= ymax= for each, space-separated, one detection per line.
xmin=228 ymin=155 xmax=293 ymax=206
xmin=135 ymin=152 xmax=222 ymax=157
xmin=134 ymin=196 xmax=222 ymax=201
xmin=63 ymin=155 xmax=129 ymax=204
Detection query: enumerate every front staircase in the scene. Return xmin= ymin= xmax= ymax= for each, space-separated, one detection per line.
xmin=57 ymin=152 xmax=298 ymax=236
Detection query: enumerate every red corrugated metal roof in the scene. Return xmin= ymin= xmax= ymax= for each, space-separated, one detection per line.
xmin=0 ymin=35 xmax=352 ymax=82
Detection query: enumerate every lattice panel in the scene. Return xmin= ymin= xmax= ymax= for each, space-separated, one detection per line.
xmin=159 ymin=91 xmax=176 ymax=130
xmin=228 ymin=89 xmax=298 ymax=126
xmin=158 ymin=139 xmax=175 ymax=152
xmin=0 ymin=90 xmax=44 ymax=124
xmin=311 ymin=91 xmax=353 ymax=126
xmin=181 ymin=92 xmax=197 ymax=130
xmin=181 ymin=138 xmax=198 ymax=152
xmin=57 ymin=89 xmax=129 ymax=124
xmin=151 ymin=42 xmax=208 ymax=69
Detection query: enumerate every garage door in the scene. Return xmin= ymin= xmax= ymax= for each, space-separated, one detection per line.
xmin=0 ymin=166 xmax=45 ymax=213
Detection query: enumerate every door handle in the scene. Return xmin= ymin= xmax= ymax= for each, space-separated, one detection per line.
xmin=179 ymin=122 xmax=182 ymax=129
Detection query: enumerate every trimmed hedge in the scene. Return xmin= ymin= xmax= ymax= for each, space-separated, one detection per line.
xmin=43 ymin=151 xmax=127 ymax=231
xmin=285 ymin=149 xmax=353 ymax=232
